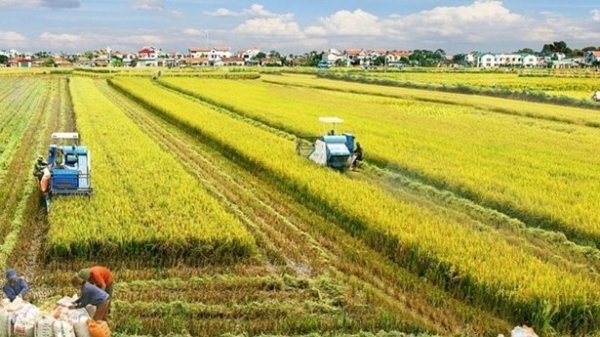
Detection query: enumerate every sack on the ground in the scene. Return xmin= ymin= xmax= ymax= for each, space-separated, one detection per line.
xmin=34 ymin=316 xmax=55 ymax=337
xmin=69 ymin=308 xmax=89 ymax=320
xmin=72 ymin=316 xmax=90 ymax=337
xmin=53 ymin=319 xmax=75 ymax=337
xmin=13 ymin=318 xmax=35 ymax=337
xmin=56 ymin=297 xmax=74 ymax=308
xmin=511 ymin=325 xmax=538 ymax=337
xmin=13 ymin=303 xmax=41 ymax=337
xmin=87 ymin=320 xmax=110 ymax=337
xmin=84 ymin=306 xmax=95 ymax=319
xmin=0 ymin=309 xmax=10 ymax=337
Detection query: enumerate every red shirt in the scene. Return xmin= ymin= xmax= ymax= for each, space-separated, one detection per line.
xmin=88 ymin=266 xmax=113 ymax=290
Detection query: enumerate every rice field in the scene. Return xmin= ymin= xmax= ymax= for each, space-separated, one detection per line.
xmin=1 ymin=69 xmax=600 ymax=336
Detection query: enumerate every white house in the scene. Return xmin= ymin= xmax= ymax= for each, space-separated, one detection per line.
xmin=345 ymin=48 xmax=367 ymax=66
xmin=478 ymin=53 xmax=496 ymax=67
xmin=522 ymin=54 xmax=538 ymax=67
xmin=322 ymin=48 xmax=344 ymax=65
xmin=136 ymin=46 xmax=159 ymax=67
xmin=476 ymin=52 xmax=542 ymax=68
xmin=209 ymin=47 xmax=232 ymax=61
xmin=189 ymin=47 xmax=210 ymax=58
xmin=237 ymin=47 xmax=261 ymax=60
xmin=385 ymin=50 xmax=412 ymax=67
xmin=189 ymin=47 xmax=232 ymax=64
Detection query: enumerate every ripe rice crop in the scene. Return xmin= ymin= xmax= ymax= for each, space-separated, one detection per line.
xmin=158 ymin=77 xmax=600 ymax=247
xmin=110 ymin=77 xmax=600 ymax=334
xmin=45 ymin=77 xmax=255 ymax=266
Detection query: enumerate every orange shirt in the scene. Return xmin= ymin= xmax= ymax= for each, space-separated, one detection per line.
xmin=88 ymin=266 xmax=113 ymax=290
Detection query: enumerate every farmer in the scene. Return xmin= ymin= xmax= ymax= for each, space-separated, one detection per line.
xmin=79 ymin=266 xmax=114 ymax=316
xmin=70 ymin=275 xmax=110 ymax=321
xmin=40 ymin=166 xmax=51 ymax=193
xmin=351 ymin=142 xmax=363 ymax=170
xmin=54 ymin=148 xmax=66 ymax=168
xmin=3 ymin=269 xmax=29 ymax=302
xmin=78 ymin=266 xmax=114 ymax=299
xmin=32 ymin=155 xmax=48 ymax=182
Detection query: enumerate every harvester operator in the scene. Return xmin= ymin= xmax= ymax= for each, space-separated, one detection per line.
xmin=54 ymin=148 xmax=66 ymax=168
xmin=351 ymin=142 xmax=363 ymax=170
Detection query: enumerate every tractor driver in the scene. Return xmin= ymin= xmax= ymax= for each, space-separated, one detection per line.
xmin=54 ymin=148 xmax=66 ymax=168
xmin=351 ymin=142 xmax=363 ymax=170
xmin=32 ymin=155 xmax=48 ymax=182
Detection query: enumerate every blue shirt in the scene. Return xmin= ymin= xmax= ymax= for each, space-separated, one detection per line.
xmin=76 ymin=282 xmax=109 ymax=308
xmin=3 ymin=278 xmax=29 ymax=302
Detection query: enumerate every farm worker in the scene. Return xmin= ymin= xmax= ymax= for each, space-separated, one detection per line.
xmin=70 ymin=275 xmax=110 ymax=321
xmin=32 ymin=155 xmax=48 ymax=182
xmin=2 ymin=269 xmax=29 ymax=302
xmin=351 ymin=142 xmax=363 ymax=170
xmin=54 ymin=148 xmax=65 ymax=168
xmin=79 ymin=266 xmax=114 ymax=315
xmin=40 ymin=166 xmax=51 ymax=193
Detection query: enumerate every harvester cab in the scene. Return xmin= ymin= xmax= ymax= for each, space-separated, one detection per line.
xmin=42 ymin=132 xmax=92 ymax=211
xmin=296 ymin=117 xmax=356 ymax=171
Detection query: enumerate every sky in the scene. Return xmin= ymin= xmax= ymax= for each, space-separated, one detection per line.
xmin=1 ymin=0 xmax=599 ymax=55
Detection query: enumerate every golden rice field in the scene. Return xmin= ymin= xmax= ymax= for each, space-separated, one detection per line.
xmin=158 ymin=75 xmax=600 ymax=245
xmin=349 ymin=69 xmax=600 ymax=101
xmin=2 ymin=69 xmax=600 ymax=336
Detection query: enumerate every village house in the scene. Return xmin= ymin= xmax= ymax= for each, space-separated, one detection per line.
xmin=585 ymin=50 xmax=600 ymax=64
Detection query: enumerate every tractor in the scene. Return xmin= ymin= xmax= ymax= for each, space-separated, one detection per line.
xmin=38 ymin=132 xmax=92 ymax=212
xmin=296 ymin=117 xmax=359 ymax=171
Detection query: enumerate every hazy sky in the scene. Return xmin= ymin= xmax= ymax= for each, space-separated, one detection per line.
xmin=1 ymin=0 xmax=599 ymax=55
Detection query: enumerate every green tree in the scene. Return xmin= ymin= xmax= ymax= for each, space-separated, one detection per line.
xmin=256 ymin=52 xmax=266 ymax=59
xmin=452 ymin=53 xmax=466 ymax=64
xmin=542 ymin=41 xmax=571 ymax=55
xmin=42 ymin=58 xmax=55 ymax=67
xmin=34 ymin=51 xmax=51 ymax=58
xmin=112 ymin=58 xmax=123 ymax=67
xmin=0 ymin=55 xmax=8 ymax=65
xmin=515 ymin=48 xmax=535 ymax=54
xmin=302 ymin=51 xmax=323 ymax=67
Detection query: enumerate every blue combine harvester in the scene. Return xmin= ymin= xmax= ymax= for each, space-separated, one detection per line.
xmin=42 ymin=132 xmax=92 ymax=211
xmin=296 ymin=117 xmax=357 ymax=171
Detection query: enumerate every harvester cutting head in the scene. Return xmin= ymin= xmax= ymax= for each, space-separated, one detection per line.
xmin=41 ymin=132 xmax=92 ymax=212
xmin=296 ymin=117 xmax=357 ymax=171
